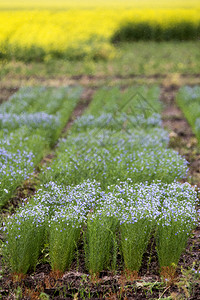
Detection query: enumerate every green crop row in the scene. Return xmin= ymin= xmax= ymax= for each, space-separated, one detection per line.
xmin=86 ymin=86 xmax=162 ymax=116
xmin=0 ymin=86 xmax=82 ymax=207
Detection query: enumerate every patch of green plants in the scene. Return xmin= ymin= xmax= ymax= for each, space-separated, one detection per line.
xmin=41 ymin=85 xmax=176 ymax=188
xmin=86 ymin=86 xmax=162 ymax=116
xmin=155 ymin=184 xmax=197 ymax=269
xmin=176 ymin=86 xmax=200 ymax=142
xmin=111 ymin=21 xmax=200 ymax=43
xmin=0 ymin=86 xmax=82 ymax=207
xmin=85 ymin=206 xmax=118 ymax=275
xmin=59 ymin=128 xmax=169 ymax=153
xmin=48 ymin=207 xmax=83 ymax=272
xmin=42 ymin=141 xmax=188 ymax=188
xmin=1 ymin=180 xmax=197 ymax=276
xmin=2 ymin=203 xmax=47 ymax=274
xmin=72 ymin=112 xmax=163 ymax=132
xmin=0 ymin=86 xmax=82 ymax=115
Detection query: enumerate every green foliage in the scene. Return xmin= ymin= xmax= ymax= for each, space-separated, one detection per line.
xmin=1 ymin=84 xmax=197 ymax=278
xmin=41 ymin=86 xmax=187 ymax=188
xmin=84 ymin=212 xmax=118 ymax=274
xmin=120 ymin=219 xmax=153 ymax=272
xmin=42 ymin=144 xmax=188 ymax=188
xmin=86 ymin=85 xmax=162 ymax=117
xmin=155 ymin=183 xmax=197 ymax=269
xmin=156 ymin=221 xmax=191 ymax=268
xmin=111 ymin=21 xmax=200 ymax=43
xmin=48 ymin=208 xmax=82 ymax=272
xmin=3 ymin=204 xmax=47 ymax=274
xmin=0 ymin=86 xmax=82 ymax=207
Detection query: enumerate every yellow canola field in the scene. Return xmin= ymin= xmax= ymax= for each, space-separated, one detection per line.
xmin=1 ymin=0 xmax=200 ymax=9
xmin=0 ymin=7 xmax=200 ymax=61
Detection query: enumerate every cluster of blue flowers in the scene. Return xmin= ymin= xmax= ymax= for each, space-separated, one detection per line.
xmin=0 ymin=112 xmax=60 ymax=131
xmin=62 ymin=128 xmax=169 ymax=150
xmin=109 ymin=180 xmax=197 ymax=226
xmin=72 ymin=112 xmax=162 ymax=132
xmin=44 ymin=145 xmax=188 ymax=187
xmin=0 ymin=147 xmax=35 ymax=207
xmin=1 ymin=86 xmax=82 ymax=115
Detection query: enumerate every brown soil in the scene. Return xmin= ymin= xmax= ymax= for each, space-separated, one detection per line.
xmin=63 ymin=88 xmax=95 ymax=133
xmin=0 ymin=84 xmax=200 ymax=299
xmin=2 ymin=73 xmax=200 ymax=90
xmin=0 ymin=87 xmax=18 ymax=104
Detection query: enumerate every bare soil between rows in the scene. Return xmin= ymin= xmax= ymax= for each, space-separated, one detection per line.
xmin=0 ymin=85 xmax=200 ymax=299
xmin=0 ymin=87 xmax=19 ymax=104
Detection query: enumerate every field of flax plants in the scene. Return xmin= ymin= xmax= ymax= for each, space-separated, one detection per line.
xmin=1 ymin=84 xmax=199 ymax=299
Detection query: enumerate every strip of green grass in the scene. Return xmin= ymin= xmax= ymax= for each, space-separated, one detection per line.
xmin=1 ymin=42 xmax=200 ymax=81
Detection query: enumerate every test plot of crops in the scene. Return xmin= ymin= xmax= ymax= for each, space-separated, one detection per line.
xmin=0 ymin=85 xmax=199 ymax=300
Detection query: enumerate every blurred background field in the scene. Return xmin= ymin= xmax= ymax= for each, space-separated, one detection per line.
xmin=0 ymin=0 xmax=200 ymax=63
xmin=1 ymin=0 xmax=200 ymax=9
